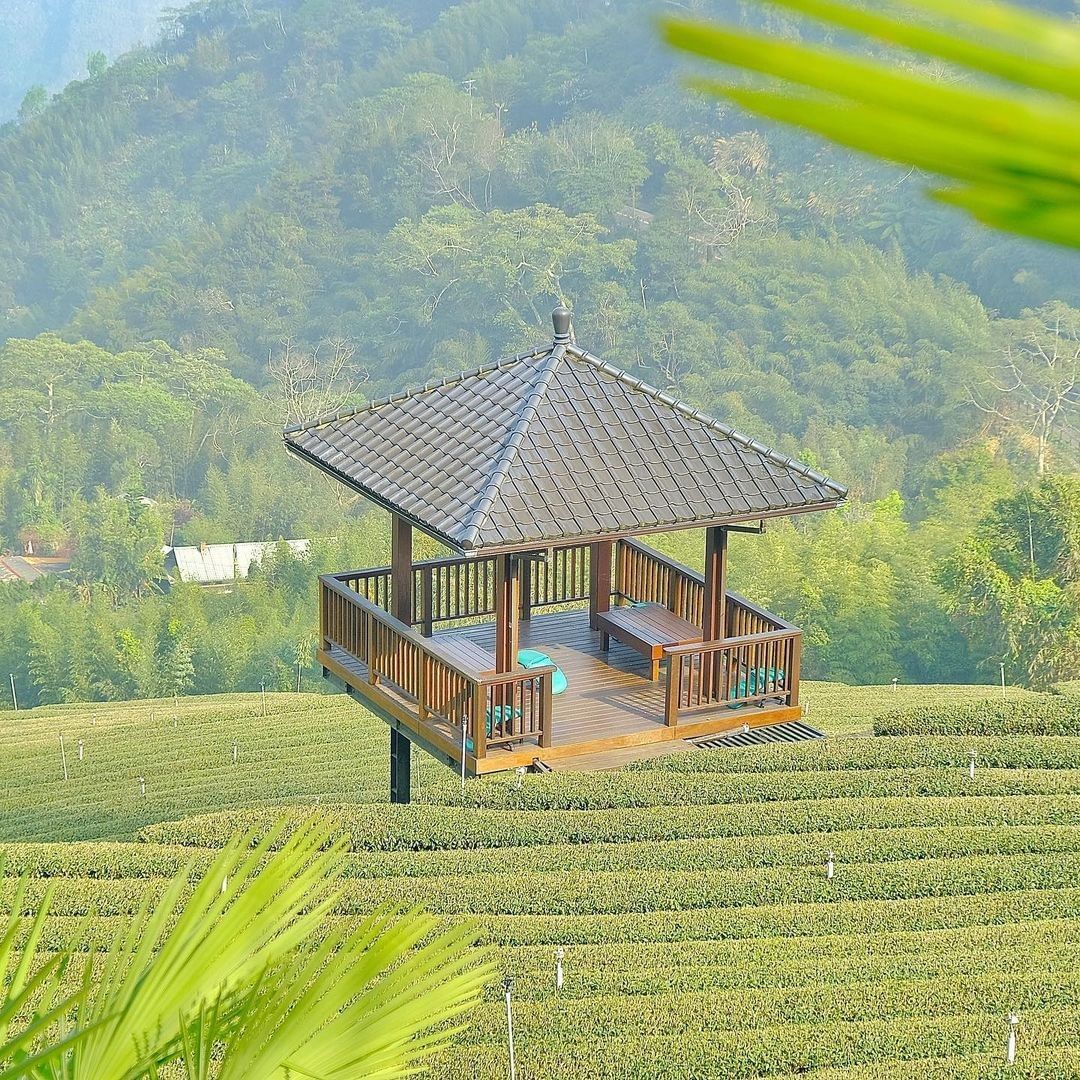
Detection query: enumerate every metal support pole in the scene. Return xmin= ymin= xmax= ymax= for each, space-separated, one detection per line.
xmin=1006 ymin=1013 xmax=1019 ymax=1065
xmin=461 ymin=721 xmax=467 ymax=794
xmin=390 ymin=727 xmax=411 ymax=804
xmin=9 ymin=674 xmax=17 ymax=712
xmin=504 ymin=975 xmax=517 ymax=1080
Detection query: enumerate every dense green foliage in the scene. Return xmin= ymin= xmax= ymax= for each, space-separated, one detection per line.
xmin=1 ymin=688 xmax=1078 ymax=1076
xmin=0 ymin=0 xmax=1075 ymax=700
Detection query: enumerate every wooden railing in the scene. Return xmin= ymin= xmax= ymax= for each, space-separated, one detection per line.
xmin=332 ymin=544 xmax=593 ymax=633
xmin=613 ymin=537 xmax=795 ymax=637
xmin=664 ymin=629 xmax=802 ymax=723
xmin=614 ymin=537 xmax=704 ymax=623
xmin=326 ymin=535 xmax=801 ymax=736
xmin=320 ymin=575 xmax=553 ymax=758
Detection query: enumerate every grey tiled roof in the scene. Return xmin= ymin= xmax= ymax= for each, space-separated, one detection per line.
xmin=283 ymin=341 xmax=847 ymax=553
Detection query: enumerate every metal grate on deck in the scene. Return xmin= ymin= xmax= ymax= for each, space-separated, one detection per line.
xmin=693 ymin=720 xmax=825 ymax=750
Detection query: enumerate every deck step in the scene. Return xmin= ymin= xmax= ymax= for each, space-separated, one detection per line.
xmin=537 ymin=739 xmax=697 ymax=773
xmin=692 ymin=720 xmax=825 ymax=750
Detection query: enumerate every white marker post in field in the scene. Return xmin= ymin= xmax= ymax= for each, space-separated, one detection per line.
xmin=1006 ymin=1013 xmax=1019 ymax=1065
xmin=503 ymin=975 xmax=517 ymax=1080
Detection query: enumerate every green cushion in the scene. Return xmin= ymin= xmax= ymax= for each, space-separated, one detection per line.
xmin=466 ymin=705 xmax=522 ymax=752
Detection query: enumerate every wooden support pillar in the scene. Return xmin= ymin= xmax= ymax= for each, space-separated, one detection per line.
xmin=390 ymin=514 xmax=413 ymax=627
xmin=519 ymin=556 xmax=533 ymax=623
xmin=701 ymin=526 xmax=728 ymax=701
xmin=390 ymin=726 xmax=411 ymax=804
xmin=589 ymin=540 xmax=613 ymax=629
xmin=494 ymin=553 xmax=520 ymax=673
xmin=701 ymin=526 xmax=728 ymax=642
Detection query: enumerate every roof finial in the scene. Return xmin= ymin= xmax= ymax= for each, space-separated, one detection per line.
xmin=552 ymin=303 xmax=572 ymax=344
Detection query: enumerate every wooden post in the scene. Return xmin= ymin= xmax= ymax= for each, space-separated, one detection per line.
xmin=788 ymin=633 xmax=802 ymax=709
xmin=318 ymin=577 xmax=328 ymax=652
xmin=471 ymin=688 xmax=487 ymax=760
xmin=494 ymin=553 xmax=520 ymax=673
xmin=389 ymin=516 xmax=413 ymax=805
xmin=664 ymin=657 xmax=680 ymax=726
xmin=701 ymin=526 xmax=728 ymax=641
xmin=390 ymin=514 xmax=413 ymax=627
xmin=539 ymin=672 xmax=553 ymax=748
xmin=701 ymin=526 xmax=729 ymax=700
xmin=519 ymin=557 xmax=533 ymax=623
xmin=589 ymin=540 xmax=613 ymax=629
xmin=420 ymin=565 xmax=433 ymax=636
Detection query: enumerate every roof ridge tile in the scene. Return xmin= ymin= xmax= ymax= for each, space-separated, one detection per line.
xmin=458 ymin=345 xmax=566 ymax=549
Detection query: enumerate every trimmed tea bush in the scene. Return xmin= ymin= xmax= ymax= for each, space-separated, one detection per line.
xmin=874 ymin=696 xmax=1080 ymax=737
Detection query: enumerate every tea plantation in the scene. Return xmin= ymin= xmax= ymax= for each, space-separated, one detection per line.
xmin=1 ymin=681 xmax=1078 ymax=1078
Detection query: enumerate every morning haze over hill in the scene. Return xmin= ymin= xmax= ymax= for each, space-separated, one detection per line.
xmin=0 ymin=1 xmax=1077 ymax=1075
xmin=0 ymin=0 xmax=172 ymax=120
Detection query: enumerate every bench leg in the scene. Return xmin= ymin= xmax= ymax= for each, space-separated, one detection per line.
xmin=600 ymin=631 xmax=610 ymax=652
xmin=650 ymin=657 xmax=660 ymax=681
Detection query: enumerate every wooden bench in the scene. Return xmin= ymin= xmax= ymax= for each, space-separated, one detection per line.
xmin=597 ymin=603 xmax=701 ymax=681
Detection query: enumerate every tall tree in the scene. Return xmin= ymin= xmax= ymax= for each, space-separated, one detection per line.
xmin=939 ymin=477 xmax=1080 ymax=687
xmin=970 ymin=301 xmax=1079 ymax=475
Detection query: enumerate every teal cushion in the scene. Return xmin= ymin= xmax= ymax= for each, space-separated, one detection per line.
xmin=517 ymin=649 xmax=568 ymax=695
xmin=518 ymin=649 xmax=550 ymax=668
xmin=728 ymin=667 xmax=786 ymax=708
xmin=467 ymin=705 xmax=522 ymax=752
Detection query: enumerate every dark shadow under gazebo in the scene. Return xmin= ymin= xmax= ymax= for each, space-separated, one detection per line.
xmin=285 ymin=306 xmax=846 ymax=799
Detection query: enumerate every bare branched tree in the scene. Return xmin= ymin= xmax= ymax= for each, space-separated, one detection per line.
xmin=680 ymin=176 xmax=775 ymax=260
xmin=969 ymin=301 xmax=1080 ymax=475
xmin=268 ymin=337 xmax=369 ymax=427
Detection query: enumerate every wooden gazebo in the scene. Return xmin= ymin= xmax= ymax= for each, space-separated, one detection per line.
xmin=284 ymin=306 xmax=846 ymax=800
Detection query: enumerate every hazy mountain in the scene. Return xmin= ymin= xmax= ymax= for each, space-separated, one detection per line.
xmin=0 ymin=0 xmax=172 ymax=119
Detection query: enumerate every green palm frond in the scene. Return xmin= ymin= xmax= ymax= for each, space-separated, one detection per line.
xmin=661 ymin=0 xmax=1080 ymax=248
xmin=4 ymin=818 xmax=492 ymax=1080
xmin=61 ymin=816 xmax=348 ymax=1080
xmin=0 ymin=860 xmax=93 ymax=1080
xmin=189 ymin=907 xmax=493 ymax=1080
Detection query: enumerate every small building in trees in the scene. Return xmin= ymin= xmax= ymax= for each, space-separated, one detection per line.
xmin=284 ymin=307 xmax=846 ymax=800
xmin=163 ymin=540 xmax=311 ymax=588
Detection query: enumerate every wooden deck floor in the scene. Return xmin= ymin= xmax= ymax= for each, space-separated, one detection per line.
xmin=322 ymin=609 xmax=799 ymax=773
xmin=443 ymin=610 xmax=671 ymax=747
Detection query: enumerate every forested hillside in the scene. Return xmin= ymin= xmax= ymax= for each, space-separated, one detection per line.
xmin=0 ymin=0 xmax=1076 ymax=706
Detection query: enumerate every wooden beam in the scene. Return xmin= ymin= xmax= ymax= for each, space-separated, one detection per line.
xmin=701 ymin=525 xmax=728 ymax=642
xmin=390 ymin=514 xmax=413 ymax=626
xmin=589 ymin=540 xmax=613 ymax=629
xmin=493 ymin=553 xmax=520 ymax=673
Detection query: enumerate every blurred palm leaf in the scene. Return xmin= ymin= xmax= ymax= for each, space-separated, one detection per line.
xmin=662 ymin=0 xmax=1080 ymax=248
xmin=0 ymin=863 xmax=93 ymax=1080
xmin=4 ymin=818 xmax=493 ymax=1080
